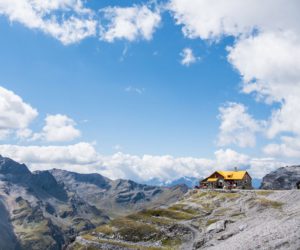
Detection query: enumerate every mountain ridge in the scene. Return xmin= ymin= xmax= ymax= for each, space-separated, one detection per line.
xmin=0 ymin=156 xmax=188 ymax=250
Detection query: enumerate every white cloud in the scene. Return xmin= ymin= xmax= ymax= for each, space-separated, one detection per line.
xmin=16 ymin=128 xmax=33 ymax=140
xmin=125 ymin=86 xmax=145 ymax=94
xmin=168 ymin=0 xmax=300 ymax=40
xmin=228 ymin=31 xmax=300 ymax=138
xmin=0 ymin=86 xmax=38 ymax=139
xmin=0 ymin=0 xmax=97 ymax=45
xmin=0 ymin=142 xmax=99 ymax=172
xmin=169 ymin=0 xmax=300 ymax=155
xmin=33 ymin=114 xmax=81 ymax=142
xmin=218 ymin=102 xmax=262 ymax=147
xmin=263 ymin=136 xmax=300 ymax=158
xmin=180 ymin=48 xmax=197 ymax=66
xmin=0 ymin=142 xmax=284 ymax=181
xmin=99 ymin=5 xmax=161 ymax=42
xmin=246 ymin=157 xmax=286 ymax=179
xmin=214 ymin=148 xmax=248 ymax=167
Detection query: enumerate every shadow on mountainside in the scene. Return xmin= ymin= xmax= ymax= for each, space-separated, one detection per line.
xmin=0 ymin=198 xmax=21 ymax=250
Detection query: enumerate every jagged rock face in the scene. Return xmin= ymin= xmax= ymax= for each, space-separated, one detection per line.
xmin=260 ymin=166 xmax=300 ymax=190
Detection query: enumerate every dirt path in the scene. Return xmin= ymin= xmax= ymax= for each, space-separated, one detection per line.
xmin=178 ymin=220 xmax=202 ymax=250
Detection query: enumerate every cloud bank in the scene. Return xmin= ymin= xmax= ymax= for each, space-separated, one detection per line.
xmin=0 ymin=143 xmax=286 ymax=181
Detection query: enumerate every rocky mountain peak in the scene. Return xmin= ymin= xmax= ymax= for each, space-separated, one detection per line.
xmin=50 ymin=169 xmax=111 ymax=190
xmin=260 ymin=165 xmax=300 ymax=190
xmin=0 ymin=156 xmax=31 ymax=184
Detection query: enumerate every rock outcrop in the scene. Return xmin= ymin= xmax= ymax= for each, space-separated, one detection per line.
xmin=260 ymin=165 xmax=300 ymax=190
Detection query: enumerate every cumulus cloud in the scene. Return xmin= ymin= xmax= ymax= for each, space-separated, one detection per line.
xmin=0 ymin=0 xmax=97 ymax=44
xmin=180 ymin=48 xmax=197 ymax=66
xmin=168 ymin=0 xmax=300 ymax=40
xmin=263 ymin=136 xmax=300 ymax=158
xmin=0 ymin=86 xmax=38 ymax=139
xmin=0 ymin=142 xmax=99 ymax=172
xmin=169 ymin=0 xmax=300 ymax=154
xmin=99 ymin=5 xmax=161 ymax=42
xmin=16 ymin=128 xmax=33 ymax=140
xmin=228 ymin=31 xmax=300 ymax=138
xmin=32 ymin=114 xmax=81 ymax=142
xmin=218 ymin=103 xmax=262 ymax=147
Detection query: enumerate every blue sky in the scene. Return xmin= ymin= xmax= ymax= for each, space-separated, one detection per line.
xmin=0 ymin=0 xmax=299 ymax=182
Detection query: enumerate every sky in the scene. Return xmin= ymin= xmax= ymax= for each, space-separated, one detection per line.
xmin=0 ymin=0 xmax=299 ymax=183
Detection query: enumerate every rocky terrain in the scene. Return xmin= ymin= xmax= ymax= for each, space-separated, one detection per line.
xmin=260 ymin=165 xmax=300 ymax=190
xmin=0 ymin=156 xmax=187 ymax=250
xmin=1 ymin=155 xmax=300 ymax=250
xmin=69 ymin=189 xmax=300 ymax=250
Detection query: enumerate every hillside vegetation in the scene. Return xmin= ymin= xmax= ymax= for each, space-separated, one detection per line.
xmin=69 ymin=189 xmax=300 ymax=250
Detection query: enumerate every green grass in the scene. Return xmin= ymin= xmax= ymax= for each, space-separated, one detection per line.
xmin=142 ymin=208 xmax=195 ymax=220
xmin=219 ymin=192 xmax=241 ymax=199
xmin=206 ymin=219 xmax=219 ymax=226
xmin=110 ymin=218 xmax=160 ymax=242
xmin=70 ymin=241 xmax=103 ymax=250
xmin=81 ymin=236 xmax=170 ymax=250
xmin=94 ymin=225 xmax=114 ymax=235
xmin=256 ymin=190 xmax=274 ymax=196
xmin=213 ymin=207 xmax=231 ymax=216
xmin=257 ymin=198 xmax=284 ymax=209
xmin=230 ymin=212 xmax=245 ymax=218
xmin=161 ymin=238 xmax=181 ymax=247
xmin=169 ymin=204 xmax=199 ymax=215
xmin=127 ymin=212 xmax=174 ymax=226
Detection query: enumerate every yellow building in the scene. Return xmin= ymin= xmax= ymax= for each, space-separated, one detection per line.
xmin=200 ymin=170 xmax=252 ymax=189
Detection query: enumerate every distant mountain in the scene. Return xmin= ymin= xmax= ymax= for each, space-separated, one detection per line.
xmin=50 ymin=169 xmax=188 ymax=217
xmin=144 ymin=176 xmax=200 ymax=188
xmin=0 ymin=156 xmax=188 ymax=250
xmin=260 ymin=165 xmax=300 ymax=190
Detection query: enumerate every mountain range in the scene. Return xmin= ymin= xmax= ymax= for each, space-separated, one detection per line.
xmin=0 ymin=155 xmax=188 ymax=250
xmin=1 ymin=155 xmax=299 ymax=250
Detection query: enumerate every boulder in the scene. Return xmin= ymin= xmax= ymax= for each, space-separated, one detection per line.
xmin=206 ymin=220 xmax=227 ymax=233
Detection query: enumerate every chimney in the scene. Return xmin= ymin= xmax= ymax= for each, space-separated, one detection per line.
xmin=234 ymin=166 xmax=238 ymax=172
